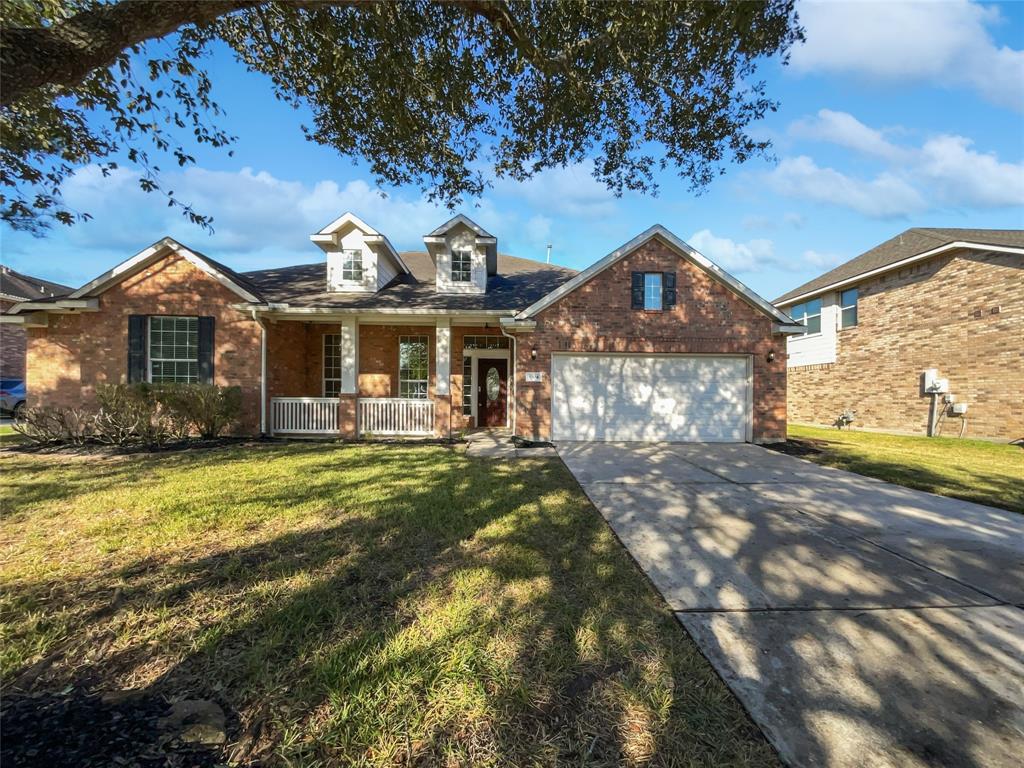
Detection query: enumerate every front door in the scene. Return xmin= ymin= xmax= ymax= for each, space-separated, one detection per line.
xmin=477 ymin=359 xmax=508 ymax=427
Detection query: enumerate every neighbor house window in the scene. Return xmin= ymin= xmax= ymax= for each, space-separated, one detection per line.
xmin=399 ymin=335 xmax=429 ymax=399
xmin=451 ymin=249 xmax=472 ymax=282
xmin=323 ymin=334 xmax=342 ymax=397
xmin=342 ymin=249 xmax=363 ymax=281
xmin=840 ymin=288 xmax=858 ymax=328
xmin=790 ymin=298 xmax=823 ymax=335
xmin=644 ymin=272 xmax=663 ymax=311
xmin=148 ymin=316 xmax=198 ymax=383
xmin=462 ymin=356 xmax=473 ymax=415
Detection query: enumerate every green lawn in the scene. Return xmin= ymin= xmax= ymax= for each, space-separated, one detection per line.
xmin=787 ymin=425 xmax=1024 ymax=513
xmin=0 ymin=442 xmax=776 ymax=766
xmin=0 ymin=424 xmax=23 ymax=445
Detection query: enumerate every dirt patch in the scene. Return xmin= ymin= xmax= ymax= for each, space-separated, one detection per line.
xmin=1 ymin=689 xmax=227 ymax=767
xmin=762 ymin=437 xmax=829 ymax=458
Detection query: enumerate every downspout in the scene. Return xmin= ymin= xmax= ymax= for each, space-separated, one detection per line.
xmin=499 ymin=321 xmax=518 ymax=436
xmin=251 ymin=309 xmax=268 ymax=436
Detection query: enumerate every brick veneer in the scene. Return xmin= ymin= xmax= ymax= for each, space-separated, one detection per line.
xmin=511 ymin=236 xmax=787 ymax=441
xmin=1 ymin=298 xmax=26 ymax=380
xmin=787 ymin=249 xmax=1024 ymax=441
xmin=26 ymin=253 xmax=263 ymax=433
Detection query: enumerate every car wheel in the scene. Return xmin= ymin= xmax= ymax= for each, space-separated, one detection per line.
xmin=12 ymin=401 xmax=26 ymax=421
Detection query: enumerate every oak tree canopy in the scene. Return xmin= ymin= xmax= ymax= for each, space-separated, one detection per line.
xmin=1 ymin=0 xmax=802 ymax=233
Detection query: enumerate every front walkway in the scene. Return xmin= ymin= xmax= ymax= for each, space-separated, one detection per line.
xmin=464 ymin=429 xmax=558 ymax=459
xmin=557 ymin=441 xmax=1024 ymax=768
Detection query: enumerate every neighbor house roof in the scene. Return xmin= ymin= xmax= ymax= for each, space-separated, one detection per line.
xmin=242 ymin=251 xmax=577 ymax=312
xmin=0 ymin=266 xmax=72 ymax=303
xmin=775 ymin=227 xmax=1024 ymax=305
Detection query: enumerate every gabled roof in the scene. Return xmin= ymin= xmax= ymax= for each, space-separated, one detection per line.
xmin=427 ymin=214 xmax=495 ymax=241
xmin=774 ymin=227 xmax=1024 ymax=305
xmin=310 ymin=211 xmax=409 ymax=274
xmin=69 ymin=238 xmax=264 ymax=303
xmin=515 ymin=225 xmax=797 ymax=326
xmin=241 ymin=251 xmax=576 ymax=312
xmin=0 ymin=266 xmax=72 ymax=302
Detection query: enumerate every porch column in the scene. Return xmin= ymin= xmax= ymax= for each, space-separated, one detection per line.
xmin=434 ymin=318 xmax=451 ymax=437
xmin=339 ymin=317 xmax=358 ymax=437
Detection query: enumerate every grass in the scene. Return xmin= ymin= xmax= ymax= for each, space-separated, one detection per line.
xmin=0 ymin=442 xmax=776 ymax=766
xmin=0 ymin=424 xmax=24 ymax=446
xmin=787 ymin=424 xmax=1024 ymax=513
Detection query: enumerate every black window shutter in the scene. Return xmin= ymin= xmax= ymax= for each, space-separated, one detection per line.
xmin=127 ymin=315 xmax=147 ymax=383
xmin=663 ymin=272 xmax=677 ymax=309
xmin=198 ymin=316 xmax=215 ymax=384
xmin=631 ymin=271 xmax=644 ymax=309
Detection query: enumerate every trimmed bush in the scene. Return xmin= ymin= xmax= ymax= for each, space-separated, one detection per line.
xmin=156 ymin=384 xmax=242 ymax=439
xmin=13 ymin=407 xmax=94 ymax=445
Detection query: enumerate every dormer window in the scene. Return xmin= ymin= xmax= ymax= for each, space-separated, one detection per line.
xmin=341 ymin=249 xmax=363 ymax=281
xmin=451 ymin=249 xmax=472 ymax=282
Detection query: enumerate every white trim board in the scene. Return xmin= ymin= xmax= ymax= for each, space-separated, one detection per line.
xmin=69 ymin=238 xmax=262 ymax=303
xmin=776 ymin=243 xmax=1024 ymax=308
xmin=516 ymin=225 xmax=797 ymax=328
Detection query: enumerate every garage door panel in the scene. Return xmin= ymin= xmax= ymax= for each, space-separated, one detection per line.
xmin=552 ymin=354 xmax=749 ymax=442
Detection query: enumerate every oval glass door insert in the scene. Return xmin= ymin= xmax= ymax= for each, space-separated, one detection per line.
xmin=486 ymin=367 xmax=500 ymax=401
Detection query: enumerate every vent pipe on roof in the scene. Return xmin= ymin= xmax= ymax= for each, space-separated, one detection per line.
xmin=546 ymin=244 xmax=552 ymax=264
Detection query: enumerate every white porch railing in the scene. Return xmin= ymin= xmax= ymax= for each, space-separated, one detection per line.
xmin=358 ymin=398 xmax=434 ymax=436
xmin=270 ymin=397 xmax=340 ymax=435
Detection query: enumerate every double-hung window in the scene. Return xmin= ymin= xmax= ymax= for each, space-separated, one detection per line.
xmin=451 ymin=249 xmax=472 ymax=282
xmin=643 ymin=273 xmax=663 ymax=311
xmin=840 ymin=288 xmax=858 ymax=328
xmin=790 ymin=298 xmax=823 ymax=335
xmin=323 ymin=334 xmax=342 ymax=397
xmin=149 ymin=316 xmax=199 ymax=383
xmin=341 ymin=249 xmax=363 ymax=281
xmin=399 ymin=335 xmax=429 ymax=399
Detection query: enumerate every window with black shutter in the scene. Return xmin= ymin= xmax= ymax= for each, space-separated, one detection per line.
xmin=663 ymin=272 xmax=677 ymax=308
xmin=631 ymin=272 xmax=644 ymax=309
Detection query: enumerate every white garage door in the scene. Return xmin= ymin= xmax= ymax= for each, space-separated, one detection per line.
xmin=551 ymin=354 xmax=751 ymax=442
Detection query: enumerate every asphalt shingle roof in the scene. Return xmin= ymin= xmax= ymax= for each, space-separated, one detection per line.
xmin=0 ymin=266 xmax=72 ymax=302
xmin=242 ymin=251 xmax=577 ymax=311
xmin=774 ymin=228 xmax=1024 ymax=305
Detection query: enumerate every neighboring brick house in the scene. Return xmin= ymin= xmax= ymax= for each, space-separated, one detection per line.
xmin=2 ymin=213 xmax=801 ymax=442
xmin=775 ymin=228 xmax=1024 ymax=442
xmin=1 ymin=266 xmax=72 ymax=380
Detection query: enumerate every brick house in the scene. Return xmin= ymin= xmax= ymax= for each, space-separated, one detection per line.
xmin=1 ymin=213 xmax=800 ymax=442
xmin=1 ymin=266 xmax=72 ymax=381
xmin=775 ymin=228 xmax=1024 ymax=441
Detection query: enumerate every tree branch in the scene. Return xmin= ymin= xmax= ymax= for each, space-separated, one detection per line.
xmin=1 ymin=0 xmax=261 ymax=106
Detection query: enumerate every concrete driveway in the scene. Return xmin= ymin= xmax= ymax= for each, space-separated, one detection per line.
xmin=558 ymin=441 xmax=1024 ymax=768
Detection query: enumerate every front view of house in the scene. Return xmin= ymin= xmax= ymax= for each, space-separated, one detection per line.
xmin=4 ymin=213 xmax=801 ymax=442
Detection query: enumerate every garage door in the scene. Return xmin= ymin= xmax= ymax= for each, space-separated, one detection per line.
xmin=551 ymin=354 xmax=751 ymax=442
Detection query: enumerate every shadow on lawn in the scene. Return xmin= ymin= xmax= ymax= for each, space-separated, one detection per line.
xmin=2 ymin=443 xmax=775 ymax=766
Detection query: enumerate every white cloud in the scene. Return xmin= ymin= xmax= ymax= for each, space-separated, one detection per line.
xmin=688 ymin=229 xmax=777 ymax=273
xmin=789 ymin=109 xmax=906 ymax=161
xmin=792 ymin=0 xmax=1024 ymax=111
xmin=767 ymin=110 xmax=1024 ymax=217
xmin=801 ymin=249 xmax=845 ymax=269
xmin=766 ymin=156 xmax=926 ymax=218
xmin=491 ymin=160 xmax=618 ymax=219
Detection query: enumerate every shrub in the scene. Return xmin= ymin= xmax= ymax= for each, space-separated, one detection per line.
xmin=13 ymin=406 xmax=94 ymax=445
xmin=161 ymin=384 xmax=242 ymax=439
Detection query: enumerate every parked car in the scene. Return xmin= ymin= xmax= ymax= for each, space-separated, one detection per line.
xmin=0 ymin=379 xmax=26 ymax=419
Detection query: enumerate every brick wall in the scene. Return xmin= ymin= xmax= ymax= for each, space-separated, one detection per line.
xmin=27 ymin=253 xmax=263 ymax=433
xmin=512 ymin=236 xmax=787 ymax=441
xmin=1 ymin=298 xmax=26 ymax=380
xmin=787 ymin=249 xmax=1024 ymax=441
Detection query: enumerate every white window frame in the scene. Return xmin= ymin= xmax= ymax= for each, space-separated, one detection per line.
xmin=398 ymin=335 xmax=429 ymax=399
xmin=451 ymin=249 xmax=472 ymax=282
xmin=840 ymin=288 xmax=858 ymax=329
xmin=148 ymin=315 xmax=199 ymax=383
xmin=462 ymin=355 xmax=473 ymax=415
xmin=790 ymin=298 xmax=823 ymax=336
xmin=643 ymin=272 xmax=663 ymax=311
xmin=323 ymin=333 xmax=342 ymax=397
xmin=341 ymin=249 xmax=363 ymax=281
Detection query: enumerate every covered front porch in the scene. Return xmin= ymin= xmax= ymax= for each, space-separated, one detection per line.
xmin=262 ymin=315 xmax=513 ymax=438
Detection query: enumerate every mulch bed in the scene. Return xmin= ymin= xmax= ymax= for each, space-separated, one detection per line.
xmin=762 ymin=437 xmax=828 ymax=458
xmin=1 ymin=690 xmax=225 ymax=768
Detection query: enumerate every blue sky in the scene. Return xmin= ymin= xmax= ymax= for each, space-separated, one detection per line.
xmin=3 ymin=0 xmax=1022 ymax=301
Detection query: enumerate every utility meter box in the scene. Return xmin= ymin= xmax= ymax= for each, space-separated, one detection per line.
xmin=933 ymin=378 xmax=950 ymax=393
xmin=951 ymin=403 xmax=968 ymax=415
xmin=923 ymin=368 xmax=939 ymax=390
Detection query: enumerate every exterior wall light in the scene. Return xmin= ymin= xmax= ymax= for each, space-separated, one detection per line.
xmin=531 ymin=347 xmax=538 ymax=360
xmin=766 ymin=350 xmax=776 ymax=363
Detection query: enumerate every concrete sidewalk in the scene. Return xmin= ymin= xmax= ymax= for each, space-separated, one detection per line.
xmin=558 ymin=441 xmax=1024 ymax=768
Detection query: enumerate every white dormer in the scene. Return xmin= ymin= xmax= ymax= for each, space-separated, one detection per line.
xmin=423 ymin=214 xmax=497 ymax=295
xmin=310 ymin=212 xmax=409 ymax=292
